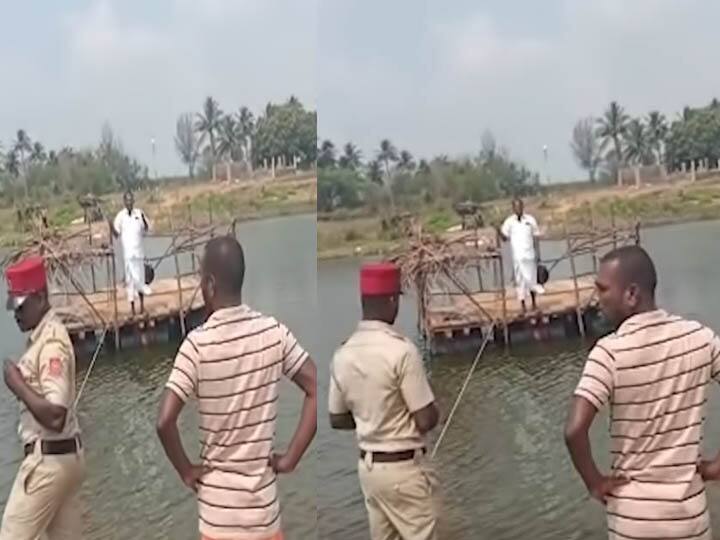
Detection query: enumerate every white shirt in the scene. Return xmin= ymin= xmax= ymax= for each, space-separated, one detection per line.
xmin=501 ymin=213 xmax=539 ymax=261
xmin=114 ymin=208 xmax=147 ymax=259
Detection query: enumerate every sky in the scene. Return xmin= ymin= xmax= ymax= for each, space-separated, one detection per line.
xmin=318 ymin=0 xmax=720 ymax=182
xmin=0 ymin=0 xmax=317 ymax=176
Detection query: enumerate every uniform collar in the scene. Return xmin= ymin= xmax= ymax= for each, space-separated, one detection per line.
xmin=29 ymin=309 xmax=57 ymax=344
xmin=358 ymin=319 xmax=395 ymax=333
xmin=616 ymin=308 xmax=667 ymax=334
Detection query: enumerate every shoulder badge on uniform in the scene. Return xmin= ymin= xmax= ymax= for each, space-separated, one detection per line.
xmin=48 ymin=357 xmax=64 ymax=377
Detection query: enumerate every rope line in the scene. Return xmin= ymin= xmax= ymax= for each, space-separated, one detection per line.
xmin=74 ymin=326 xmax=109 ymax=408
xmin=431 ymin=323 xmax=495 ymax=459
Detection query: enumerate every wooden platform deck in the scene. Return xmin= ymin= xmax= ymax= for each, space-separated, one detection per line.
xmin=426 ymin=276 xmax=597 ymax=337
xmin=50 ymin=276 xmax=205 ymax=339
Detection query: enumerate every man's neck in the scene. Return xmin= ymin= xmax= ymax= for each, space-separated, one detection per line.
xmin=211 ymin=296 xmax=243 ymax=312
xmin=362 ymin=315 xmax=394 ymax=325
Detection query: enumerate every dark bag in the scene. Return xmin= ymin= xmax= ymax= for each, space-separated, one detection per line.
xmin=144 ymin=263 xmax=155 ymax=285
xmin=537 ymin=264 xmax=549 ymax=285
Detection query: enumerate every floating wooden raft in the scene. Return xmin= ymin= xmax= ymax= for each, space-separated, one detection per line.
xmin=51 ymin=276 xmax=204 ymax=340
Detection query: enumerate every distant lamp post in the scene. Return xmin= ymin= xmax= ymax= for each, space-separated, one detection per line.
xmin=543 ymin=145 xmax=549 ymax=184
xmin=151 ymin=137 xmax=157 ymax=180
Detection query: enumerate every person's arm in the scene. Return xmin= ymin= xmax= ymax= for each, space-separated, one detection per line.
xmin=4 ymin=358 xmax=67 ymax=432
xmin=564 ymin=344 xmax=627 ymax=503
xmin=272 ymin=324 xmax=317 ymax=473
xmin=699 ymin=333 xmax=720 ymax=480
xmin=109 ymin=212 xmax=120 ymax=239
xmin=156 ymin=337 xmax=204 ymax=491
xmin=531 ymin=216 xmax=541 ymax=261
xmin=496 ymin=217 xmax=510 ymax=242
xmin=328 ymin=361 xmax=355 ymax=430
xmin=5 ymin=339 xmax=76 ymax=432
xmin=272 ymin=359 xmax=317 ymax=473
xmin=400 ymin=345 xmax=439 ymax=434
xmin=140 ymin=210 xmax=149 ymax=233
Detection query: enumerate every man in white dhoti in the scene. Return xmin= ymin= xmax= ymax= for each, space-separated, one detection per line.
xmin=110 ymin=191 xmax=151 ymax=315
xmin=497 ymin=198 xmax=544 ymax=313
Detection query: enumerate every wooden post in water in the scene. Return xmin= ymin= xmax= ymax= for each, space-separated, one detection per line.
xmin=565 ymin=221 xmax=586 ymax=338
xmin=174 ymin=250 xmax=187 ymax=338
xmin=497 ymin=253 xmax=509 ymax=346
xmin=110 ymin=249 xmax=120 ymax=350
xmin=208 ymin=197 xmax=214 ymax=225
xmin=590 ymin=204 xmax=598 ymax=275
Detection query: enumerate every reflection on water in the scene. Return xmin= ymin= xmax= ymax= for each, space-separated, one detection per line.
xmin=318 ymin=220 xmax=720 ymax=539
xmin=0 ymin=214 xmax=317 ymax=540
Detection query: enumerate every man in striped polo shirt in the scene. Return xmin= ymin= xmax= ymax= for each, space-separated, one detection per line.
xmin=156 ymin=236 xmax=317 ymax=540
xmin=565 ymin=245 xmax=718 ymax=539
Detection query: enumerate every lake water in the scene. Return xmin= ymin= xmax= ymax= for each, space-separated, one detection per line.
xmin=0 ymin=213 xmax=318 ymax=539
xmin=317 ymin=219 xmax=720 ymax=539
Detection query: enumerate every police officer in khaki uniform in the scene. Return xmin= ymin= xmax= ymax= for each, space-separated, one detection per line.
xmin=0 ymin=255 xmax=85 ymax=540
xmin=329 ymin=262 xmax=441 ymax=540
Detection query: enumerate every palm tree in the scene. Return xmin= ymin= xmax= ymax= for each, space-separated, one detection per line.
xmin=596 ymin=101 xmax=629 ymax=185
xmin=30 ymin=142 xmax=46 ymax=165
xmin=195 ymin=97 xmax=223 ymax=181
xmin=338 ymin=142 xmax=361 ymax=170
xmin=625 ymin=119 xmax=653 ymax=166
xmin=318 ymin=140 xmax=336 ymax=168
xmin=377 ymin=139 xmax=399 ymax=213
xmin=288 ymin=95 xmax=300 ymax=106
xmin=398 ymin=150 xmax=415 ymax=172
xmin=237 ymin=106 xmax=255 ymax=172
xmin=647 ymin=111 xmax=668 ymax=165
xmin=14 ymin=130 xmax=32 ymax=197
xmin=175 ymin=113 xmax=202 ymax=179
xmin=217 ymin=115 xmax=241 ymax=181
xmin=5 ymin=148 xmax=20 ymax=178
xmin=367 ymin=160 xmax=383 ymax=185
xmin=417 ymin=159 xmax=431 ymax=176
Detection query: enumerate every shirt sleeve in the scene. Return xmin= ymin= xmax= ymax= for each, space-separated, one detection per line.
xmin=328 ymin=361 xmax=350 ymax=415
xmin=166 ymin=337 xmax=200 ymax=402
xmin=279 ymin=323 xmax=309 ymax=379
xmin=500 ymin=217 xmax=512 ymax=238
xmin=574 ymin=343 xmax=615 ymax=410
xmin=113 ymin=212 xmax=123 ymax=235
xmin=710 ymin=333 xmax=720 ymax=382
xmin=399 ymin=343 xmax=435 ymax=413
xmin=37 ymin=339 xmax=73 ymax=408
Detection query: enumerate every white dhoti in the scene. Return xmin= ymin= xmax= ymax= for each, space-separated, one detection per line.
xmin=124 ymin=256 xmax=151 ymax=303
xmin=514 ymin=258 xmax=544 ymax=301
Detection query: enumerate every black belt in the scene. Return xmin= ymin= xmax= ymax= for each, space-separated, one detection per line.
xmin=360 ymin=448 xmax=426 ymax=463
xmin=24 ymin=437 xmax=81 ymax=458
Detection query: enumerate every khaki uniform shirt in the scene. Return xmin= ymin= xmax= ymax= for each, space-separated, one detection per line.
xmin=17 ymin=309 xmax=80 ymax=444
xmin=329 ymin=320 xmax=434 ymax=452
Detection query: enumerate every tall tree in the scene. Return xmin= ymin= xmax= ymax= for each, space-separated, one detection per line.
xmin=625 ymin=119 xmax=653 ymax=166
xmin=14 ymin=130 xmax=32 ymax=197
xmin=237 ymin=106 xmax=255 ymax=172
xmin=367 ymin=160 xmax=383 ymax=185
xmin=647 ymin=111 xmax=668 ymax=165
xmin=377 ymin=139 xmax=399 ymax=212
xmin=596 ymin=101 xmax=630 ymax=185
xmin=217 ymin=115 xmax=242 ymax=181
xmin=398 ymin=150 xmax=415 ymax=172
xmin=30 ymin=142 xmax=46 ymax=165
xmin=175 ymin=113 xmax=202 ymax=179
xmin=318 ymin=140 xmax=336 ymax=168
xmin=338 ymin=142 xmax=361 ymax=170
xmin=195 ymin=96 xmax=223 ymax=181
xmin=570 ymin=117 xmax=602 ymax=182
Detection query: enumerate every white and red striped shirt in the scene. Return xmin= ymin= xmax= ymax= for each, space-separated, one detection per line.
xmin=575 ymin=310 xmax=720 ymax=540
xmin=166 ymin=304 xmax=309 ymax=540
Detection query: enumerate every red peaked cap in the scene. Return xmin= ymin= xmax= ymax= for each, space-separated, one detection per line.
xmin=6 ymin=255 xmax=47 ymax=296
xmin=360 ymin=262 xmax=402 ymax=296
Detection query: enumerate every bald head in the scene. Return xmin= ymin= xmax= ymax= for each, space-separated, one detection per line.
xmin=600 ymin=245 xmax=657 ymax=295
xmin=203 ymin=236 xmax=246 ymax=297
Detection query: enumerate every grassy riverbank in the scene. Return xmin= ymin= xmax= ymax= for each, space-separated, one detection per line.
xmin=0 ymin=173 xmax=317 ymax=247
xmin=318 ymin=175 xmax=720 ymax=260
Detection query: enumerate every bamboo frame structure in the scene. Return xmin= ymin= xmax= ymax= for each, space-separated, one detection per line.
xmin=393 ymin=218 xmax=641 ymax=353
xmin=1 ymin=214 xmax=239 ymax=351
